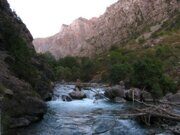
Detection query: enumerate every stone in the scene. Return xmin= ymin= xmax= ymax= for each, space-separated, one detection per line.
xmin=62 ymin=95 xmax=72 ymax=102
xmin=69 ymin=90 xmax=86 ymax=100
xmin=125 ymin=88 xmax=141 ymax=101
xmin=104 ymin=85 xmax=125 ymax=100
xmin=10 ymin=118 xmax=30 ymax=128
xmin=114 ymin=97 xmax=126 ymax=103
xmin=4 ymin=88 xmax=13 ymax=96
xmin=166 ymin=93 xmax=180 ymax=103
xmin=94 ymin=93 xmax=104 ymax=100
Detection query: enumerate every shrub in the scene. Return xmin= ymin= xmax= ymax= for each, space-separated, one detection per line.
xmin=160 ymin=75 xmax=177 ymax=94
xmin=155 ymin=45 xmax=172 ymax=59
xmin=109 ymin=63 xmax=132 ymax=84
xmin=55 ymin=66 xmax=72 ymax=81
xmin=131 ymin=57 xmax=176 ymax=97
xmin=80 ymin=57 xmax=95 ymax=81
xmin=38 ymin=52 xmax=56 ymax=68
xmin=57 ymin=56 xmax=79 ymax=68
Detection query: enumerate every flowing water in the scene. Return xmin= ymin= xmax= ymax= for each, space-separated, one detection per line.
xmin=17 ymin=84 xmax=167 ymax=135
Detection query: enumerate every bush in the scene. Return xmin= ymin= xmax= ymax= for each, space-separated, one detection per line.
xmin=160 ymin=75 xmax=177 ymax=94
xmin=131 ymin=57 xmax=176 ymax=97
xmin=38 ymin=52 xmax=56 ymax=68
xmin=80 ymin=57 xmax=95 ymax=81
xmin=108 ymin=51 xmax=123 ymax=65
xmin=55 ymin=66 xmax=72 ymax=81
xmin=57 ymin=56 xmax=79 ymax=68
xmin=155 ymin=45 xmax=172 ymax=59
xmin=109 ymin=64 xmax=132 ymax=84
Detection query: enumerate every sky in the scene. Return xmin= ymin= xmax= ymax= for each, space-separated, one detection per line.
xmin=7 ymin=0 xmax=118 ymax=38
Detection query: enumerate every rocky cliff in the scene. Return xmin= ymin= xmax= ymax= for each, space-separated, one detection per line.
xmin=33 ymin=0 xmax=180 ymax=59
xmin=0 ymin=0 xmax=54 ymax=134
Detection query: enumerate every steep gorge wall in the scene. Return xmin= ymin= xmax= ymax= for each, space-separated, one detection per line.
xmin=0 ymin=0 xmax=54 ymax=133
xmin=33 ymin=0 xmax=180 ymax=59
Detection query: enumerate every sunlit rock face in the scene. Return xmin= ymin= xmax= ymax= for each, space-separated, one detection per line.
xmin=33 ymin=0 xmax=180 ymax=59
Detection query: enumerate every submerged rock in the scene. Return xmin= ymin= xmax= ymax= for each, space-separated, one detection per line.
xmin=92 ymin=118 xmax=116 ymax=134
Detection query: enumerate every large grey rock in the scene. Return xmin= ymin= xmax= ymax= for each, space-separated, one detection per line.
xmin=10 ymin=117 xmax=31 ymax=128
xmin=114 ymin=97 xmax=126 ymax=103
xmin=104 ymin=85 xmax=125 ymax=100
xmin=69 ymin=91 xmax=86 ymax=100
xmin=166 ymin=93 xmax=180 ymax=103
xmin=125 ymin=88 xmax=141 ymax=101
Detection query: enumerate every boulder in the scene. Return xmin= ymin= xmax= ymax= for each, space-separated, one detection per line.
xmin=114 ymin=97 xmax=126 ymax=103
xmin=166 ymin=93 xmax=180 ymax=103
xmin=10 ymin=117 xmax=31 ymax=128
xmin=141 ymin=91 xmax=153 ymax=102
xmin=94 ymin=93 xmax=104 ymax=100
xmin=4 ymin=88 xmax=13 ymax=96
xmin=104 ymin=85 xmax=125 ymax=100
xmin=125 ymin=88 xmax=141 ymax=101
xmin=69 ymin=91 xmax=86 ymax=100
xmin=61 ymin=95 xmax=72 ymax=102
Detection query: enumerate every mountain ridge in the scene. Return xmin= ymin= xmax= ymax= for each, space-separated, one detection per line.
xmin=33 ymin=0 xmax=180 ymax=59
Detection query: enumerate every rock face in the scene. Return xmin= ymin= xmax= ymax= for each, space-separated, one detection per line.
xmin=0 ymin=0 xmax=54 ymax=133
xmin=33 ymin=0 xmax=180 ymax=59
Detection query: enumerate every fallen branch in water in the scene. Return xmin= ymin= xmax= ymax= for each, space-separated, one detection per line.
xmin=133 ymin=100 xmax=180 ymax=124
xmin=158 ymin=100 xmax=180 ymax=107
xmin=88 ymin=89 xmax=110 ymax=101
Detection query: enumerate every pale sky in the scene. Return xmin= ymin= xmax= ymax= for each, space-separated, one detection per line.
xmin=7 ymin=0 xmax=118 ymax=38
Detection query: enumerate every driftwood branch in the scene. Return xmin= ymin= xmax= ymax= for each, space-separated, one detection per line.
xmin=134 ymin=100 xmax=180 ymax=123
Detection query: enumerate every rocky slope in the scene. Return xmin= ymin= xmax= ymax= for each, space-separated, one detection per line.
xmin=33 ymin=0 xmax=180 ymax=59
xmin=0 ymin=0 xmax=54 ymax=134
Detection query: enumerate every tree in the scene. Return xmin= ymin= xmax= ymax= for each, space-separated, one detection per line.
xmin=131 ymin=57 xmax=176 ymax=98
xmin=109 ymin=64 xmax=132 ymax=84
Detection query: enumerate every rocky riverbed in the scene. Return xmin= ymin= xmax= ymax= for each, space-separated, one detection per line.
xmin=14 ymin=84 xmax=178 ymax=135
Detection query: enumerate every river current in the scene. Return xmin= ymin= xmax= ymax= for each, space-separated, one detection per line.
xmin=17 ymin=84 xmax=168 ymax=135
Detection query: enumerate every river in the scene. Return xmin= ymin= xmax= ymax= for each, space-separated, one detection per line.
xmin=16 ymin=84 xmax=170 ymax=135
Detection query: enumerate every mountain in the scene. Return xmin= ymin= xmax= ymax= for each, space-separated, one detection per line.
xmin=0 ymin=0 xmax=54 ymax=133
xmin=33 ymin=0 xmax=180 ymax=59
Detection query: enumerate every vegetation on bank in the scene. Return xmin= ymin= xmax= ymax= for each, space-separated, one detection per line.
xmin=41 ymin=14 xmax=180 ymax=98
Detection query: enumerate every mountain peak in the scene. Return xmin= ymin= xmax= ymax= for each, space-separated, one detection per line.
xmin=33 ymin=0 xmax=180 ymax=59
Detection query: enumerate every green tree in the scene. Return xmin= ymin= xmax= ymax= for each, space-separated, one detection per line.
xmin=109 ymin=64 xmax=132 ymax=84
xmin=80 ymin=57 xmax=95 ymax=81
xmin=58 ymin=56 xmax=79 ymax=68
xmin=131 ymin=57 xmax=176 ymax=97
